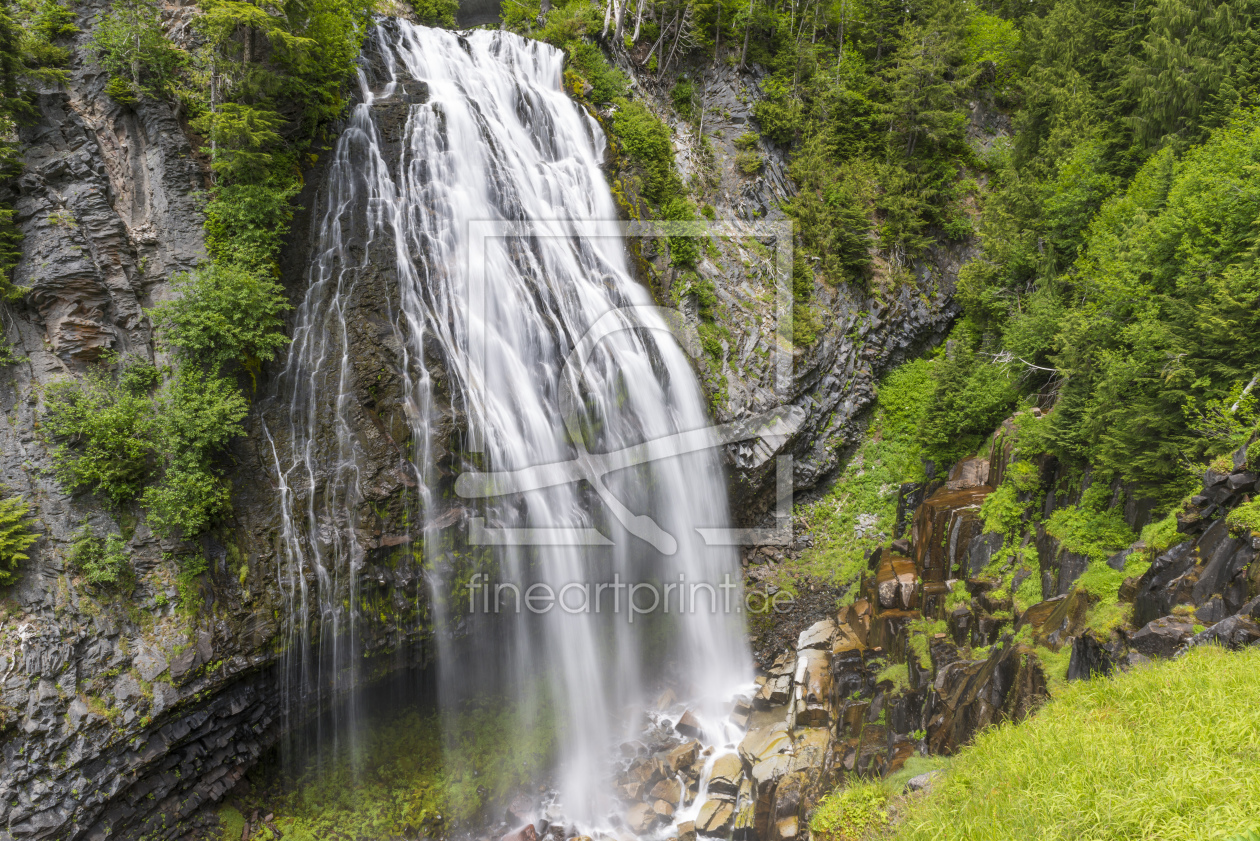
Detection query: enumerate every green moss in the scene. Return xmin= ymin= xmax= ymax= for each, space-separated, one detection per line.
xmin=1139 ymin=511 xmax=1186 ymax=554
xmin=1013 ymin=571 xmax=1042 ymax=612
xmin=875 ymin=662 xmax=910 ymax=692
xmin=896 ymin=646 xmax=1260 ymax=840
xmin=1226 ymin=499 xmax=1260 ymax=536
xmin=254 ymin=700 xmax=557 ymax=839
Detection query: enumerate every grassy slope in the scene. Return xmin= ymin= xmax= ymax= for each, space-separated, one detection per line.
xmin=893 ymin=645 xmax=1260 ymax=841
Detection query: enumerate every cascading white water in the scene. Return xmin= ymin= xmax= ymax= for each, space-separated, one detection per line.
xmin=268 ymin=20 xmax=751 ymax=824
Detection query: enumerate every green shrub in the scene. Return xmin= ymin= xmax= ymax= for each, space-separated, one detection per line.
xmin=810 ymin=782 xmax=889 ymax=841
xmin=1044 ymin=493 xmax=1136 ymax=564
xmin=734 ymin=132 xmax=763 ymax=174
xmin=203 ymin=180 xmax=301 ymax=274
xmin=149 ymin=263 xmax=291 ymax=371
xmin=409 ymin=0 xmax=457 ymax=26
xmin=0 ymin=494 xmax=37 ymax=586
xmin=566 ymin=41 xmax=627 ymax=104
xmin=896 ymin=646 xmax=1260 ymax=840
xmin=43 ymin=359 xmax=159 ymax=506
xmin=1138 ymin=511 xmax=1184 ymax=554
xmin=66 ymin=521 xmax=129 ymax=586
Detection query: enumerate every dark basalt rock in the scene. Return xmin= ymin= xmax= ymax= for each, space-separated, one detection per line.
xmin=1185 ymin=615 xmax=1260 ymax=651
xmin=1129 ymin=616 xmax=1195 ymax=659
xmin=1067 ymin=633 xmax=1114 ymax=681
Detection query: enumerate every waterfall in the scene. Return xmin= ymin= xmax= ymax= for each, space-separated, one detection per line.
xmin=267 ymin=20 xmax=751 ymax=824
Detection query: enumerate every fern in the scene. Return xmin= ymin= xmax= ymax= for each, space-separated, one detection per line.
xmin=0 ymin=495 xmax=37 ymax=585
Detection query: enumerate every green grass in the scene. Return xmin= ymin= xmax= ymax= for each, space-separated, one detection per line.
xmin=895 ymin=646 xmax=1260 ymax=840
xmin=811 ymin=781 xmax=890 ymax=841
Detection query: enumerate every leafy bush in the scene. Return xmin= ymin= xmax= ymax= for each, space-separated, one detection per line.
xmin=43 ymin=359 xmax=250 ymax=539
xmin=409 ymin=0 xmax=457 ymax=27
xmin=66 ymin=521 xmax=129 ymax=586
xmin=1043 ymin=486 xmax=1136 ymax=564
xmin=810 ymin=782 xmax=889 ymax=841
xmin=0 ymin=494 xmax=37 ymax=585
xmin=149 ymin=263 xmax=291 ymax=370
xmin=896 ymin=646 xmax=1260 ymax=840
xmin=203 ymin=179 xmax=301 ymax=275
xmin=43 ymin=359 xmax=159 ymax=506
xmin=734 ymin=131 xmax=763 ymax=174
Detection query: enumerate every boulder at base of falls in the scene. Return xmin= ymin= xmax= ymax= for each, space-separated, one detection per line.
xmin=502 ymin=824 xmax=537 ymax=841
xmin=650 ymin=777 xmax=682 ymax=804
xmin=652 ymin=799 xmax=676 ymax=820
xmin=676 ymin=710 xmax=703 ymax=738
xmin=668 ymin=740 xmax=700 ymax=773
xmin=626 ymin=802 xmax=658 ymax=834
xmin=697 ymin=799 xmax=735 ymax=836
xmin=738 ymin=714 xmax=792 ymax=767
xmin=707 ymin=753 xmax=743 ymax=798
xmin=1130 ymin=616 xmax=1195 ymax=658
xmin=677 ymin=821 xmax=697 ymax=841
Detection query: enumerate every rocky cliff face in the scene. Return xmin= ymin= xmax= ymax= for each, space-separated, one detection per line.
xmin=601 ymin=55 xmax=968 ymax=527
xmin=0 ymin=7 xmax=439 ymax=840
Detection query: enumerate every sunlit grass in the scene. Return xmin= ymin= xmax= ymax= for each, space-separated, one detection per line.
xmin=895 ymin=646 xmax=1260 ymax=840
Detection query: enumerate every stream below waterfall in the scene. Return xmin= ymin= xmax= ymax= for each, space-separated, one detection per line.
xmin=253 ymin=18 xmax=755 ymax=839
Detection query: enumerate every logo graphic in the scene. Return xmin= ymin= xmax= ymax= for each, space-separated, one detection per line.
xmin=456 ymin=220 xmax=797 ymax=551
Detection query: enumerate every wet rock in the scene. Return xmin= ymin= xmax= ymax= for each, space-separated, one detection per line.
xmin=677 ymin=820 xmax=697 ymax=841
xmin=750 ymin=753 xmax=791 ymax=789
xmin=667 ymin=740 xmax=700 ymax=773
xmin=796 ymin=618 xmax=837 ymax=651
xmin=1130 ymin=616 xmax=1195 ymax=659
xmin=506 ymin=794 xmax=534 ymax=825
xmin=793 ymin=649 xmax=832 ymax=726
xmin=652 ymin=799 xmax=675 ymax=820
xmin=926 ymin=642 xmax=1047 ymax=755
xmin=755 ymin=674 xmax=791 ymax=708
xmin=708 ymin=753 xmax=743 ymax=798
xmin=626 ymin=802 xmax=657 ymax=834
xmin=503 ymin=824 xmax=538 ymax=841
xmin=876 ymin=556 xmax=919 ymax=610
xmin=738 ymin=713 xmax=791 ymax=767
xmin=697 ymin=799 xmax=735 ymax=836
xmin=1067 ymin=633 xmax=1115 ymax=681
xmin=675 ymin=710 xmax=703 ymax=738
xmin=732 ymin=799 xmax=756 ymax=841
xmin=649 ymin=778 xmax=681 ymax=804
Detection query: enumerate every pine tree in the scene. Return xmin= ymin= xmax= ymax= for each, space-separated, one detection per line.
xmin=0 ymin=494 xmax=37 ymax=585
